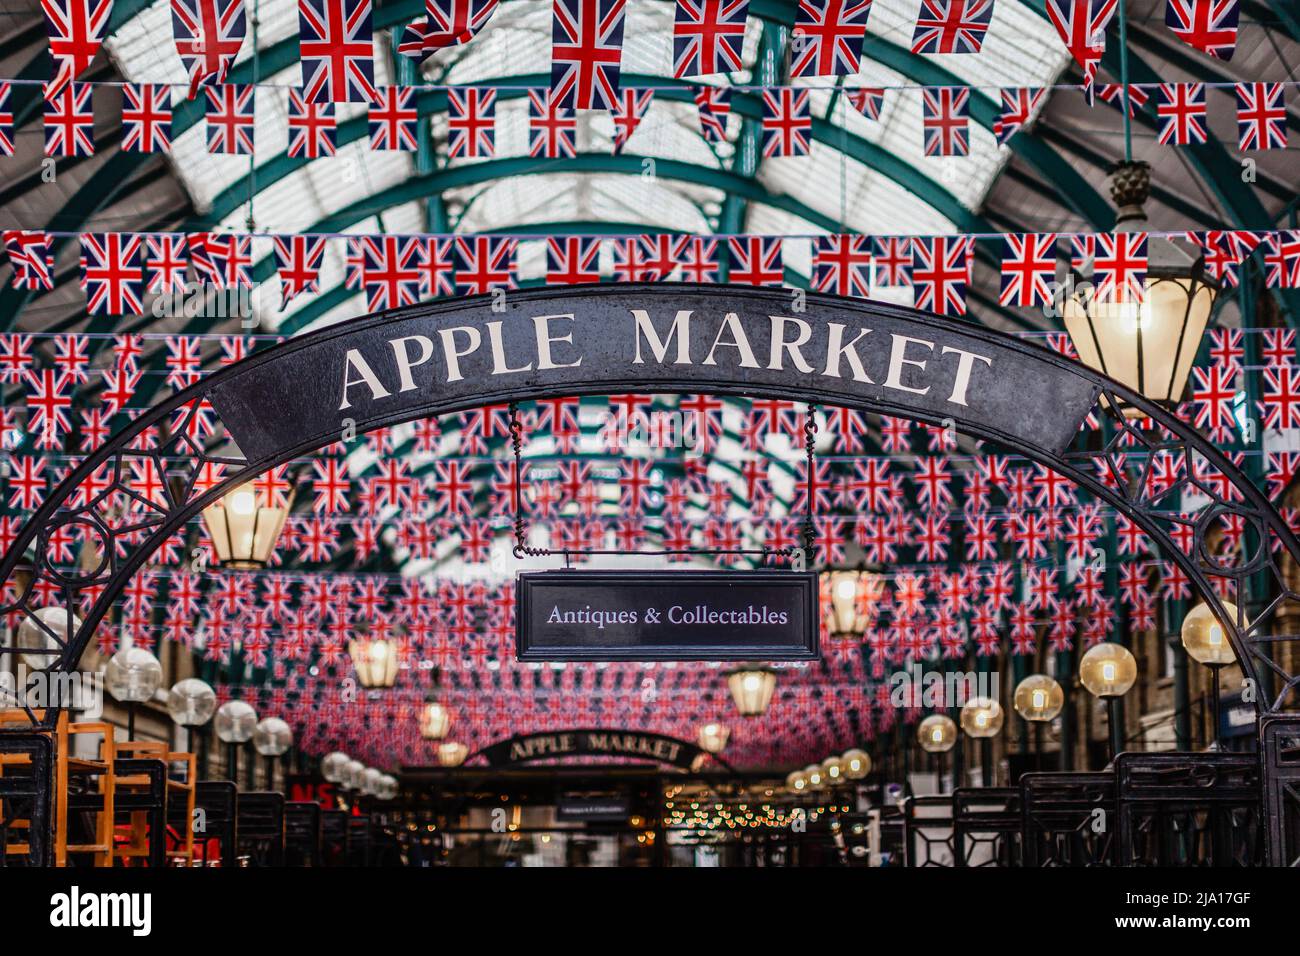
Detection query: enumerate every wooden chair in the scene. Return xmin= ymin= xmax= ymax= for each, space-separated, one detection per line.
xmin=112 ymin=741 xmax=197 ymax=866
xmin=0 ymin=710 xmax=117 ymax=866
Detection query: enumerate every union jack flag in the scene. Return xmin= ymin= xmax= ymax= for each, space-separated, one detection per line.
xmin=42 ymin=0 xmax=112 ymax=97
xmin=396 ymin=17 xmax=431 ymax=59
xmin=1236 ymin=82 xmax=1286 ymax=151
xmin=675 ymin=235 xmax=721 ymax=282
xmin=1045 ymin=0 xmax=1117 ymax=89
xmin=171 ymin=0 xmax=248 ymax=99
xmin=727 ymin=236 xmax=783 ymax=286
xmin=910 ymin=0 xmax=993 ymax=54
xmin=1190 ymin=364 xmax=1237 ymax=439
xmin=454 ymin=236 xmax=516 ymax=294
xmin=760 ymin=88 xmax=811 ymax=156
xmin=7 ymin=231 xmax=53 ymax=291
xmin=612 ymin=238 xmax=659 ymax=281
xmin=448 ymin=87 xmax=496 ymax=158
xmin=0 ymin=83 xmax=12 ymax=156
xmin=921 ymin=86 xmax=968 ymax=156
xmin=528 ymin=88 xmax=577 ymax=157
xmin=121 ymin=83 xmax=173 ymax=153
xmin=1093 ymin=231 xmax=1147 ymax=303
xmin=356 ymin=236 xmax=424 ymax=310
xmin=672 ymin=0 xmax=748 ymax=77
xmin=1265 ymin=231 xmax=1300 ymax=290
xmin=693 ymin=85 xmax=731 ymax=141
xmin=610 ymin=88 xmax=652 ymax=153
xmin=145 ymin=233 xmax=188 ymax=294
xmin=273 ymin=236 xmax=326 ymax=307
xmin=546 ymin=236 xmax=601 ymax=285
xmin=288 ymin=88 xmax=337 ymax=157
xmin=999 ymin=233 xmax=1057 ymax=307
xmin=873 ymin=236 xmax=912 ymax=286
xmin=1094 ymin=83 xmax=1148 ymax=116
xmin=1165 ymin=0 xmax=1238 ymax=60
xmin=205 ymin=84 xmax=254 ymax=154
xmin=994 ymin=87 xmax=1045 ymax=144
xmin=44 ymin=82 xmax=94 ymax=156
xmin=188 ymin=233 xmax=253 ymax=288
xmin=426 ymin=0 xmax=499 ymax=46
xmin=846 ymin=86 xmax=884 ymax=120
xmin=419 ymin=238 xmax=456 ymax=297
xmin=1260 ymin=366 xmax=1300 ymax=431
xmin=791 ymin=0 xmax=872 ymax=77
xmin=550 ymin=0 xmax=627 ymax=111
xmin=79 ymin=233 xmax=145 ymax=316
xmin=911 ymin=236 xmax=972 ymax=316
xmin=1155 ymin=82 xmax=1206 ymax=144
xmin=812 ymin=235 xmax=871 ymax=297
xmin=368 ymin=86 xmax=418 ymax=150
xmin=298 ymin=0 xmax=377 ymax=103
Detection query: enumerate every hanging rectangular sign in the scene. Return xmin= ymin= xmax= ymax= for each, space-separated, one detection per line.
xmin=515 ymin=569 xmax=819 ymax=661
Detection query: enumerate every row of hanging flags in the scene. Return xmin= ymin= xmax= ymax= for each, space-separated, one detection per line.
xmin=3 ymin=73 xmax=1294 ymax=162
xmin=3 ymin=227 xmax=1299 ymax=315
xmin=20 ymin=0 xmax=1281 ymax=160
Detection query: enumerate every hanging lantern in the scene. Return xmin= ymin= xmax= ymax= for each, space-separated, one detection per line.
xmin=200 ymin=480 xmax=294 ymax=570
xmin=822 ymin=569 xmax=879 ymax=637
xmin=419 ymin=701 xmax=452 ymax=740
xmin=349 ymin=632 xmax=402 ymax=689
xmin=438 ymin=741 xmax=469 ymax=767
xmin=1062 ymin=161 xmax=1218 ymax=417
xmin=959 ymin=697 xmax=1004 ymax=738
xmin=697 ymin=722 xmax=730 ymax=754
xmin=1013 ymin=675 xmax=1064 ymax=722
xmin=726 ymin=665 xmax=777 ymax=717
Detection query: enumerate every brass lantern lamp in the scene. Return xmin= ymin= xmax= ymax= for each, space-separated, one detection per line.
xmin=200 ymin=480 xmax=294 ymax=570
xmin=726 ymin=665 xmax=777 ymax=717
xmin=349 ymin=630 xmax=402 ymax=690
xmin=1062 ymin=161 xmax=1218 ymax=418
xmin=419 ymin=700 xmax=452 ymax=740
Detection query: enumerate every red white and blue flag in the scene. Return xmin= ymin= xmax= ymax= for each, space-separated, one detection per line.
xmin=999 ymin=233 xmax=1057 ymax=307
xmin=546 ymin=236 xmax=601 ymax=285
xmin=672 ymin=0 xmax=748 ymax=78
xmin=528 ymin=88 xmax=577 ymax=157
xmin=1236 ymin=82 xmax=1286 ymax=151
xmin=454 ymin=236 xmax=516 ymax=294
xmin=426 ymin=0 xmax=499 ymax=47
xmin=122 ymin=83 xmax=173 ymax=153
xmin=1093 ymin=231 xmax=1147 ymax=304
xmin=298 ymin=0 xmax=377 ymax=103
xmin=846 ymin=86 xmax=884 ymax=120
xmin=1045 ymin=0 xmax=1117 ymax=89
xmin=273 ymin=235 xmax=326 ymax=307
xmin=448 ymin=87 xmax=496 ymax=158
xmin=873 ymin=236 xmax=912 ymax=286
xmin=79 ymin=233 xmax=145 ymax=316
xmin=1094 ymin=83 xmax=1148 ymax=116
xmin=1155 ymin=82 xmax=1206 ymax=144
xmin=727 ymin=236 xmax=783 ymax=286
xmin=419 ymin=238 xmax=456 ymax=298
xmin=760 ymin=88 xmax=811 ymax=156
xmin=693 ymin=85 xmax=731 ymax=141
xmin=0 ymin=83 xmax=12 ymax=156
xmin=921 ymin=86 xmax=969 ymax=156
xmin=550 ymin=0 xmax=627 ymax=111
xmin=910 ymin=0 xmax=993 ymax=55
xmin=912 ymin=236 xmax=972 ymax=315
xmin=1165 ymin=0 xmax=1238 ymax=60
xmin=288 ymin=88 xmax=337 ymax=157
xmin=145 ymin=233 xmax=188 ymax=294
xmin=994 ymin=87 xmax=1045 ymax=144
xmin=3 ymin=231 xmax=53 ymax=290
xmin=188 ymin=233 xmax=253 ymax=288
xmin=44 ymin=82 xmax=94 ymax=156
xmin=791 ymin=0 xmax=873 ymax=77
xmin=1265 ymin=231 xmax=1300 ymax=290
xmin=205 ymin=84 xmax=254 ymax=154
xmin=612 ymin=238 xmax=660 ymax=281
xmin=813 ymin=235 xmax=871 ymax=297
xmin=171 ymin=0 xmax=248 ymax=99
xmin=610 ymin=88 xmax=652 ymax=153
xmin=675 ymin=236 xmax=721 ymax=282
xmin=356 ymin=235 xmax=423 ymax=310
xmin=42 ymin=0 xmax=113 ymax=97
xmin=368 ymin=86 xmax=419 ymax=150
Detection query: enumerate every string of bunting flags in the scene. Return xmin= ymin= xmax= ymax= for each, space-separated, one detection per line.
xmin=2 ymin=227 xmax=1298 ymax=316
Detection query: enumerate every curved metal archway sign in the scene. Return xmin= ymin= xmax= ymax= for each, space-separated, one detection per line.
xmin=471 ymin=728 xmax=708 ymax=771
xmin=3 ymin=284 xmax=1300 ymax=861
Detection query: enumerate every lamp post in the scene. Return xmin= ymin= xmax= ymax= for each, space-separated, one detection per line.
xmin=1180 ymin=601 xmax=1241 ymax=750
xmin=917 ymin=714 xmax=957 ymax=793
xmin=725 ymin=665 xmax=777 ymax=717
xmin=105 ymin=647 xmax=163 ymax=739
xmin=1062 ymin=161 xmax=1218 ymax=418
xmin=1079 ymin=643 xmax=1138 ymax=762
xmin=214 ymin=700 xmax=257 ymax=784
xmin=959 ymin=697 xmax=1004 ymax=787
xmin=166 ymin=678 xmax=217 ymax=756
xmin=253 ymin=717 xmax=293 ymax=789
xmin=199 ymin=481 xmax=294 ymax=570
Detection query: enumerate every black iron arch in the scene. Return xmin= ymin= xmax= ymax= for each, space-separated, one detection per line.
xmin=3 ymin=284 xmax=1300 ymax=858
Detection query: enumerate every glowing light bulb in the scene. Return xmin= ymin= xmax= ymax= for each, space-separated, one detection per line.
xmin=230 ymin=490 xmax=256 ymax=515
xmin=1102 ymin=661 xmax=1117 ymax=682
